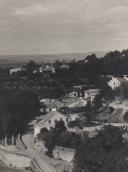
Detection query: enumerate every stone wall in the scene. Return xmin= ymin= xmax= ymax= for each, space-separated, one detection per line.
xmin=0 ymin=148 xmax=31 ymax=168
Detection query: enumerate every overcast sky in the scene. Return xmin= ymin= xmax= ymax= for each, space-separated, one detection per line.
xmin=0 ymin=0 xmax=128 ymax=55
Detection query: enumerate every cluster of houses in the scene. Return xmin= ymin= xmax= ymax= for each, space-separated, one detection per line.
xmin=33 ymin=86 xmax=101 ymax=164
xmin=32 ymin=75 xmax=128 ymax=164
xmin=9 ymin=66 xmax=128 ymax=165
xmin=7 ymin=62 xmax=128 ymax=172
xmin=10 ymin=64 xmax=56 ymax=76
xmin=40 ymin=88 xmax=100 ymax=113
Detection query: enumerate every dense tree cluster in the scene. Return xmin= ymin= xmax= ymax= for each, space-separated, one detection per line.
xmin=54 ymin=49 xmax=128 ymax=80
xmin=0 ymin=89 xmax=39 ymax=140
xmin=74 ymin=126 xmax=127 ymax=172
xmin=39 ymin=122 xmax=128 ymax=172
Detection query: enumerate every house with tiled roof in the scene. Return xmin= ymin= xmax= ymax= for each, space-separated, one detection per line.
xmin=40 ymin=99 xmax=64 ymax=112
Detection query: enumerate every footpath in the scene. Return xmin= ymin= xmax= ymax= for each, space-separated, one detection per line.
xmin=22 ymin=134 xmax=57 ymax=172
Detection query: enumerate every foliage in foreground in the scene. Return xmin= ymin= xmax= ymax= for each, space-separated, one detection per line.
xmin=0 ymin=89 xmax=39 ymax=139
xmin=74 ymin=126 xmax=128 ymax=172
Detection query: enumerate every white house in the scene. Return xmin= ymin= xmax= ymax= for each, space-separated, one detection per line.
xmin=39 ymin=64 xmax=55 ymax=74
xmin=10 ymin=67 xmax=22 ymax=75
xmin=34 ymin=111 xmax=67 ymax=138
xmin=68 ymin=91 xmax=78 ymax=98
xmin=53 ymin=146 xmax=75 ymax=162
xmin=107 ymin=77 xmax=124 ymax=90
xmin=84 ymin=89 xmax=100 ymax=102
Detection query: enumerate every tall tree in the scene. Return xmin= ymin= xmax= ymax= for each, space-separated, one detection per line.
xmin=26 ymin=60 xmax=38 ymax=75
xmin=0 ymin=89 xmax=40 ymax=139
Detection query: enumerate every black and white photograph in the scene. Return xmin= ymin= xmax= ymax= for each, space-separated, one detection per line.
xmin=0 ymin=0 xmax=128 ymax=172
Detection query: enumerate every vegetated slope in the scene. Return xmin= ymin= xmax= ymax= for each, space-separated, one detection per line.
xmin=96 ymin=105 xmax=128 ymax=123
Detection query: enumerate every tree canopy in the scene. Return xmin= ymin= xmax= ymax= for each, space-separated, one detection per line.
xmin=0 ymin=89 xmax=39 ymax=139
xmin=74 ymin=126 xmax=126 ymax=172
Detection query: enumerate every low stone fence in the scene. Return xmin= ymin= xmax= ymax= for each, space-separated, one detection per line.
xmin=0 ymin=147 xmax=31 ymax=168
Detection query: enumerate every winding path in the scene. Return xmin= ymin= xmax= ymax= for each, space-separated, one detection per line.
xmin=22 ymin=134 xmax=56 ymax=172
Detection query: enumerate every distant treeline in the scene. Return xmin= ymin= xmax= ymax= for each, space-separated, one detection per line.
xmin=58 ymin=49 xmax=128 ymax=77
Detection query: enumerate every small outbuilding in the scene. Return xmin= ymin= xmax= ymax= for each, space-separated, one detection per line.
xmin=84 ymin=89 xmax=100 ymax=102
xmin=53 ymin=146 xmax=75 ymax=162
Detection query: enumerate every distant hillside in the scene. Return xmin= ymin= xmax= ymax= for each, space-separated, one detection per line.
xmin=0 ymin=51 xmax=107 ymax=67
